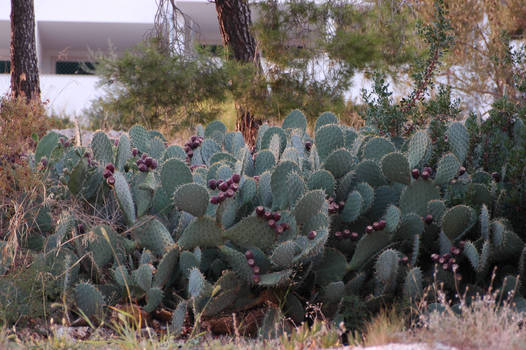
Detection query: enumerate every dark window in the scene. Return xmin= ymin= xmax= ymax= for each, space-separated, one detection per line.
xmin=55 ymin=61 xmax=95 ymax=75
xmin=0 ymin=61 xmax=10 ymax=74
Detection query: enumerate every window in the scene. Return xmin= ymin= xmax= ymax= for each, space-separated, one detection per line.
xmin=0 ymin=61 xmax=10 ymax=74
xmin=55 ymin=61 xmax=95 ymax=75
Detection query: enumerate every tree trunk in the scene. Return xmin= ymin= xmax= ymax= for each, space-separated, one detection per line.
xmin=215 ymin=0 xmax=261 ymax=145
xmin=10 ymin=0 xmax=40 ymax=101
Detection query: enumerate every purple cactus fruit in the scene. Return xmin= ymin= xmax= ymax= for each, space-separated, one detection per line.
xmin=272 ymin=212 xmax=281 ymax=221
xmin=343 ymin=229 xmax=351 ymax=239
xmin=305 ymin=141 xmax=312 ymax=151
xmin=114 ymin=139 xmax=119 ymax=147
xmin=452 ymin=264 xmax=459 ymax=272
xmin=421 ymin=170 xmax=430 ymax=180
xmin=256 ymin=206 xmax=265 ymax=216
xmin=268 ymin=219 xmax=276 ymax=228
xmin=225 ymin=189 xmax=234 ymax=198
xmin=219 ymin=181 xmax=229 ymax=192
xmin=247 ymin=258 xmax=256 ymax=267
xmin=217 ymin=179 xmax=224 ymax=186
xmin=210 ymin=196 xmax=219 ymax=204
xmin=308 ymin=230 xmax=317 ymax=240
xmin=438 ymin=257 xmax=445 ymax=264
xmin=106 ymin=176 xmax=115 ymax=185
xmin=136 ymin=159 xmax=143 ymax=166
xmin=132 ymin=148 xmax=138 ymax=157
xmin=59 ymin=137 xmax=65 ymax=145
xmin=145 ymin=157 xmax=153 ymax=167
xmin=338 ymin=201 xmax=345 ymax=208
xmin=411 ymin=168 xmax=420 ymax=179
xmin=191 ymin=135 xmax=197 ymax=142
xmin=431 ymin=253 xmax=440 ymax=261
xmin=458 ymin=166 xmax=466 ymax=176
xmin=138 ymin=163 xmax=148 ymax=172
xmin=449 ymin=257 xmax=456 ymax=264
xmin=275 ymin=225 xmax=284 ymax=234
xmin=424 ymin=167 xmax=433 ymax=175
xmin=103 ymin=168 xmax=113 ymax=179
xmin=442 ymin=263 xmax=449 ymax=271
xmin=230 ymin=183 xmax=239 ymax=192
xmin=150 ymin=159 xmax=158 ymax=170
xmin=232 ymin=173 xmax=241 ymax=183
xmin=328 ymin=197 xmax=334 ymax=202
xmin=378 ymin=220 xmax=386 ymax=230
xmin=84 ymin=152 xmax=91 ymax=158
xmin=264 ymin=211 xmax=272 ymax=220
xmin=280 ymin=222 xmax=290 ymax=231
xmin=252 ymin=266 xmax=261 ymax=274
xmin=226 ymin=178 xmax=233 ymax=186
xmin=365 ymin=225 xmax=374 ymax=234
xmin=458 ymin=241 xmax=465 ymax=249
xmin=208 ymin=179 xmax=217 ymax=190
xmin=218 ymin=192 xmax=226 ymax=201
xmin=450 ymin=247 xmax=460 ymax=255
xmin=449 ymin=179 xmax=457 ymax=185
xmin=492 ymin=172 xmax=500 ymax=182
xmin=424 ymin=214 xmax=433 ymax=225
xmin=372 ymin=222 xmax=381 ymax=231
xmin=184 ymin=145 xmax=191 ymax=153
xmin=252 ymin=274 xmax=261 ymax=284
xmin=245 ymin=250 xmax=254 ymax=260
xmin=334 ymin=231 xmax=342 ymax=240
xmin=141 ymin=153 xmax=148 ymax=160
xmin=253 ymin=175 xmax=260 ymax=181
xmin=187 ymin=150 xmax=193 ymax=158
xmin=41 ymin=157 xmax=48 ymax=167
xmin=443 ymin=253 xmax=451 ymax=260
xmin=351 ymin=232 xmax=359 ymax=241
xmin=105 ymin=163 xmax=115 ymax=173
xmin=401 ymin=256 xmax=409 ymax=264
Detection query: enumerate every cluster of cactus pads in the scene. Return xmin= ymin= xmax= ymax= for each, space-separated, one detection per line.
xmin=28 ymin=109 xmax=526 ymax=333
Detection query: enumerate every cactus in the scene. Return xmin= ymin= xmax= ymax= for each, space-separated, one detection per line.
xmin=75 ymin=282 xmax=105 ymax=319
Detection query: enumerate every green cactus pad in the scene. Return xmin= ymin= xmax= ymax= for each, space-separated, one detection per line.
xmin=344 ymin=128 xmax=359 ymax=149
xmin=407 ymin=131 xmax=430 ymax=169
xmin=87 ymin=225 xmax=123 ymax=268
xmin=293 ymin=190 xmax=326 ymax=226
xmin=463 ymin=241 xmax=479 ymax=270
xmin=258 ymin=171 xmax=273 ymax=207
xmin=472 ymin=171 xmax=493 ymax=184
xmin=441 ymin=205 xmax=475 ymax=240
xmin=151 ymin=188 xmax=172 ymax=214
xmin=315 ymin=124 xmax=344 ymax=161
xmin=161 ymin=159 xmax=192 ymax=196
xmin=205 ymin=120 xmax=226 ymax=140
xmin=178 ymin=251 xmax=200 ymax=278
xmin=113 ymin=266 xmax=132 ymax=288
xmin=188 ymin=267 xmax=206 ymax=298
xmin=400 ymin=180 xmax=440 ymax=216
xmin=115 ymin=134 xmax=132 ymax=171
xmin=363 ymin=137 xmax=396 ymax=161
xmin=163 ymin=145 xmax=186 ymax=161
xmin=171 ymin=301 xmax=187 ymax=335
xmin=174 ymin=183 xmax=209 ymax=217
xmin=240 ymin=177 xmax=257 ymax=204
xmin=220 ymin=246 xmax=253 ymax=283
xmin=336 ymin=171 xmax=355 ymax=201
xmin=403 ymin=267 xmax=423 ymax=299
xmin=271 ymin=161 xmax=300 ymax=209
xmin=323 ymin=148 xmax=354 ymax=178
xmin=322 ymin=281 xmax=345 ymax=303
xmin=301 ymin=212 xmax=329 ymax=235
xmin=113 ymin=171 xmax=136 ymax=225
xmin=282 ymin=109 xmax=307 ymax=133
xmin=308 ymin=169 xmax=335 ymax=197
xmin=200 ymin=139 xmax=221 ymax=166
xmin=341 ymin=191 xmax=363 ymax=223
xmin=149 ymin=137 xmax=165 ymax=160
xmin=216 ymin=164 xmax=234 ymax=181
xmin=144 ymin=287 xmax=164 ymax=313
xmin=35 ymin=131 xmax=60 ymax=162
xmin=209 ymin=152 xmax=237 ymax=166
xmin=293 ymin=229 xmax=329 ymax=263
xmin=480 ymin=204 xmax=490 ymax=241
xmin=91 ymin=131 xmax=114 ymax=165
xmin=446 ymin=122 xmax=469 ymax=164
xmin=133 ymin=264 xmax=153 ymax=292
xmin=375 ymin=249 xmax=400 ymax=289
xmin=468 ymin=183 xmax=492 ymax=206
xmin=129 ymin=125 xmax=151 ymax=153
xmin=315 ymin=248 xmax=348 ymax=286
xmin=427 ymin=200 xmax=446 ymax=224
xmin=434 ymin=153 xmax=461 ymax=185
xmin=153 ymin=248 xmax=179 ymax=288
xmin=384 ymin=205 xmax=401 ymax=233
xmin=355 ymin=182 xmax=375 ymax=212
xmin=224 ymin=131 xmax=245 ymax=155
xmin=216 ymin=197 xmax=237 ymax=228
xmin=381 ymin=152 xmax=411 ymax=185
xmin=395 ymin=213 xmax=424 ymax=240
xmin=271 ymin=241 xmax=300 ymax=268
xmin=258 ymin=269 xmax=293 ymax=287
xmin=177 ymin=216 xmax=223 ymax=249
xmin=133 ymin=217 xmax=174 ymax=256
xmin=355 ymin=159 xmax=387 ymax=187
xmin=315 ymin=111 xmax=338 ymax=131
xmin=287 ymin=172 xmax=306 ymax=207
xmin=281 ymin=147 xmax=300 ymax=163
xmin=369 ymin=185 xmax=398 ymax=220
xmin=255 ymin=150 xmax=276 ymax=175
xmin=261 ymin=127 xmax=287 ymax=157
xmin=75 ymin=282 xmax=105 ymax=319
xmin=224 ymin=216 xmax=276 ymax=251
xmin=348 ymin=231 xmax=391 ymax=271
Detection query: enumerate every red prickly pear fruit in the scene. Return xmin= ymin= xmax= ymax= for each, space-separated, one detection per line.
xmin=141 ymin=153 xmax=148 ymax=160
xmin=421 ymin=170 xmax=430 ymax=180
xmin=105 ymin=163 xmax=115 ymax=173
xmin=438 ymin=257 xmax=445 ymax=264
xmin=132 ymin=148 xmax=138 ymax=157
xmin=84 ymin=152 xmax=91 ymax=158
xmin=272 ymin=212 xmax=281 ymax=221
xmin=210 ymin=196 xmax=219 ymax=204
xmin=150 ymin=159 xmax=158 ymax=170
xmin=41 ymin=157 xmax=48 ymax=167
xmin=343 ymin=229 xmax=351 ymax=238
xmin=232 ymin=173 xmax=241 ymax=183
xmin=145 ymin=157 xmax=153 ymax=167
xmin=252 ymin=274 xmax=261 ymax=284
xmin=103 ymin=168 xmax=113 ymax=179
xmin=106 ymin=176 xmax=115 ymax=185
xmin=138 ymin=163 xmax=148 ymax=172
xmin=442 ymin=263 xmax=449 ymax=270
xmin=401 ymin=256 xmax=409 ymax=264
xmin=351 ymin=232 xmax=359 ymax=241
xmin=280 ymin=222 xmax=290 ymax=231
xmin=424 ymin=214 xmax=433 ymax=225
xmin=245 ymin=250 xmax=254 ymax=260
xmin=458 ymin=166 xmax=466 ymax=176
xmin=492 ymin=172 xmax=500 ymax=182
xmin=411 ymin=169 xmax=420 ymax=179
xmin=252 ymin=266 xmax=260 ymax=274
xmin=227 ymin=178 xmax=233 ymax=186
xmin=372 ymin=222 xmax=381 ymax=231
xmin=334 ymin=231 xmax=342 ymax=240
xmin=264 ymin=211 xmax=272 ymax=220
xmin=275 ymin=225 xmax=284 ymax=234
xmin=365 ymin=225 xmax=374 ymax=234
xmin=218 ymin=192 xmax=226 ymax=201
xmin=378 ymin=220 xmax=386 ymax=230
xmin=268 ymin=219 xmax=276 ymax=228
xmin=305 ymin=141 xmax=312 ymax=151
xmin=247 ymin=259 xmax=256 ymax=267
xmin=256 ymin=206 xmax=265 ymax=216
xmin=431 ymin=253 xmax=440 ymax=261
xmin=208 ymin=179 xmax=217 ymax=190
xmin=230 ymin=183 xmax=239 ymax=192
xmin=191 ymin=135 xmax=197 ymax=142
xmin=219 ymin=181 xmax=229 ymax=192
xmin=308 ymin=230 xmax=317 ymax=240
xmin=114 ymin=139 xmax=119 ymax=146
xmin=187 ymin=150 xmax=193 ymax=158
xmin=339 ymin=201 xmax=345 ymax=208
xmin=225 ymin=189 xmax=234 ymax=198
xmin=458 ymin=241 xmax=465 ymax=249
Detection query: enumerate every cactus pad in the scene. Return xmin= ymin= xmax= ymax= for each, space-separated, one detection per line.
xmin=400 ymin=180 xmax=440 ymax=216
xmin=224 ymin=216 xmax=276 ymax=250
xmin=282 ymin=109 xmax=307 ymax=133
xmin=341 ymin=190 xmax=363 ymax=223
xmin=363 ymin=137 xmax=395 ymax=161
xmin=174 ymin=183 xmax=209 ymax=217
xmin=161 ymin=159 xmax=193 ymax=196
xmin=441 ymin=205 xmax=475 ymax=240
xmin=178 ymin=216 xmax=223 ymax=249
xmin=434 ymin=153 xmax=460 ymax=185
xmin=323 ymin=148 xmax=354 ymax=178
xmin=355 ymin=160 xmax=387 ymax=187
xmin=75 ymin=282 xmax=105 ymax=319
xmin=308 ymin=169 xmax=335 ymax=197
xmin=381 ymin=152 xmax=411 ymax=185
xmin=315 ymin=111 xmax=338 ymax=131
xmin=348 ymin=232 xmax=391 ymax=271
xmin=446 ymin=122 xmax=469 ymax=164
xmin=91 ymin=131 xmax=114 ymax=165
xmin=315 ymin=124 xmax=344 ymax=161
xmin=407 ymin=131 xmax=430 ymax=168
xmin=134 ymin=218 xmax=174 ymax=256
xmin=113 ymin=171 xmax=136 ymax=225
xmin=294 ymin=190 xmax=326 ymax=226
